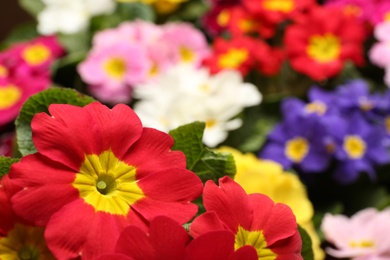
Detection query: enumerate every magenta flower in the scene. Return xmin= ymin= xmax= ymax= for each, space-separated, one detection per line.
xmin=0 ymin=76 xmax=49 ymax=126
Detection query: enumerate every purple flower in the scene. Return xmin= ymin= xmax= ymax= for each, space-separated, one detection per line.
xmin=335 ymin=79 xmax=384 ymax=121
xmin=260 ymin=105 xmax=333 ymax=173
xmin=326 ymin=114 xmax=389 ymax=184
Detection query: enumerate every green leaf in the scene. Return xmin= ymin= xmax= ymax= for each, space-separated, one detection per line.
xmin=18 ymin=0 xmax=45 ymax=16
xmin=15 ymin=87 xmax=95 ymax=156
xmin=57 ymin=31 xmax=90 ymax=53
xmin=117 ymin=3 xmax=155 ymax=21
xmin=169 ymin=121 xmax=236 ymax=183
xmin=0 ymin=157 xmax=20 ymax=178
xmin=192 ymin=150 xmax=235 ymax=183
xmin=298 ymin=225 xmax=314 ymax=260
xmin=170 ymin=122 xmax=206 ymax=169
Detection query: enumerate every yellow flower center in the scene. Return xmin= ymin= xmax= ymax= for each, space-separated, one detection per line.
xmin=218 ymin=48 xmax=248 ymax=69
xmin=217 ymin=10 xmax=230 ymax=27
xmin=385 ymin=11 xmax=390 ymax=21
xmin=239 ymin=19 xmax=257 ymax=33
xmin=72 ymin=149 xmax=145 ymax=216
xmin=205 ymin=119 xmax=217 ymax=129
xmin=343 ymin=135 xmax=366 ymax=159
xmin=307 ymin=34 xmax=341 ymax=63
xmin=0 ymin=224 xmax=55 ymax=260
xmin=149 ymin=63 xmax=159 ymax=76
xmin=0 ymin=85 xmax=22 ymax=109
xmin=285 ymin=137 xmax=309 ymax=163
xmin=235 ymin=226 xmax=277 ymax=260
xmin=0 ymin=65 xmax=8 ymax=78
xmin=179 ymin=46 xmax=195 ymax=62
xmin=22 ymin=44 xmax=51 ymax=66
xmin=199 ymin=84 xmax=211 ymax=93
xmin=343 ymin=4 xmax=362 ymax=17
xmin=359 ymin=97 xmax=374 ymax=111
xmin=385 ymin=116 xmax=390 ymax=134
xmin=262 ymin=0 xmax=295 ymax=12
xmin=349 ymin=240 xmax=375 ymax=248
xmin=103 ymin=57 xmax=127 ymax=80
xmin=305 ymin=101 xmax=327 ymax=115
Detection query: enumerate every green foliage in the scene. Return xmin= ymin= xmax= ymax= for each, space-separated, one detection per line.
xmin=1 ymin=24 xmax=39 ymax=48
xmin=298 ymin=225 xmax=314 ymax=260
xmin=92 ymin=2 xmax=155 ymax=31
xmin=18 ymin=0 xmax=45 ymax=16
xmin=0 ymin=157 xmax=20 ymax=178
xmin=15 ymin=87 xmax=95 ymax=156
xmin=169 ymin=122 xmax=236 ymax=183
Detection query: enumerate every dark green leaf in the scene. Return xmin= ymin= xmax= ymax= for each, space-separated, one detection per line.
xmin=298 ymin=225 xmax=314 ymax=260
xmin=169 ymin=121 xmax=236 ymax=183
xmin=15 ymin=87 xmax=95 ymax=156
xmin=0 ymin=157 xmax=20 ymax=178
xmin=170 ymin=121 xmax=206 ymax=170
xmin=192 ymin=150 xmax=235 ymax=183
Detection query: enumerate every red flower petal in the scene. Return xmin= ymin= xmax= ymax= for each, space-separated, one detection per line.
xmin=148 ymin=216 xmax=191 ymax=258
xmin=122 ymin=128 xmax=186 ymax=179
xmin=132 ymin=198 xmax=199 ymax=225
xmin=115 ymin=226 xmax=156 ymax=259
xmin=190 ymin=212 xmax=228 ymax=238
xmin=186 ymin=230 xmax=236 ymax=260
xmin=32 ymin=102 xmax=142 ymax=170
xmin=95 ymin=254 xmax=134 ymax=260
xmin=249 ymin=194 xmax=298 ymax=246
xmin=138 ymin=168 xmax=202 ymax=202
xmin=11 ymin=184 xmax=79 ymax=227
xmin=202 ymin=177 xmax=253 ymax=232
xmin=45 ymin=199 xmax=132 ymax=259
xmin=268 ymin=231 xmax=302 ymax=259
xmin=230 ymin=246 xmax=258 ymax=260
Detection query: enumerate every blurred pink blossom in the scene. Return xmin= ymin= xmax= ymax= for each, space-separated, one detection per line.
xmin=321 ymin=207 xmax=390 ymax=259
xmin=78 ymin=20 xmax=210 ymax=104
xmin=78 ymin=42 xmax=150 ymax=103
xmin=369 ymin=22 xmax=390 ymax=68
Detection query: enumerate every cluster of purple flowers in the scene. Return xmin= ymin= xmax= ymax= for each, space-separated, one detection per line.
xmin=260 ymin=80 xmax=390 ymax=184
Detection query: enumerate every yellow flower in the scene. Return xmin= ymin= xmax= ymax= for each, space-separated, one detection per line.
xmin=116 ymin=0 xmax=188 ymax=14
xmin=218 ymin=146 xmax=325 ymax=260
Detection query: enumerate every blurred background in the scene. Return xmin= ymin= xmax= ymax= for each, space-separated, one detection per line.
xmin=0 ymin=2 xmax=32 ymax=41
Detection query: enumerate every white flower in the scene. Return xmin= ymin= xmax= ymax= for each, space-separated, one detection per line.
xmin=38 ymin=0 xmax=116 ymax=35
xmin=133 ymin=65 xmax=262 ymax=147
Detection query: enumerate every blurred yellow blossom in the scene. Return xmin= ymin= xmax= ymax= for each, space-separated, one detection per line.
xmin=218 ymin=146 xmax=325 ymax=260
xmin=116 ymin=0 xmax=188 ymax=14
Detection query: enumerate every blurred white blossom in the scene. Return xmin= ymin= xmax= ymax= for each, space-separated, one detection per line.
xmin=38 ymin=0 xmax=116 ymax=35
xmin=133 ymin=65 xmax=262 ymax=147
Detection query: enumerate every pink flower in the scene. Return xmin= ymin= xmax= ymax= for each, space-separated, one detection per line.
xmin=78 ymin=42 xmax=150 ymax=103
xmin=369 ymin=22 xmax=390 ymax=68
xmin=161 ymin=23 xmax=210 ymax=66
xmin=321 ymin=208 xmax=390 ymax=259
xmin=92 ymin=20 xmax=163 ymax=50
